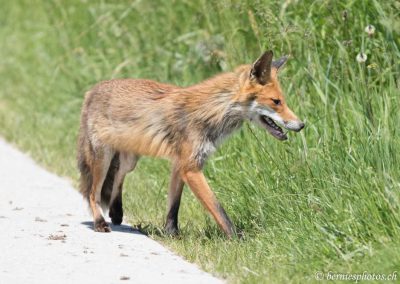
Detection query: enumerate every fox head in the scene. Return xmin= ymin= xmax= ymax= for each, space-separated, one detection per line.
xmin=237 ymin=50 xmax=304 ymax=140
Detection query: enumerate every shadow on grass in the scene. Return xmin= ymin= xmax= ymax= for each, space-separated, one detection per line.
xmin=81 ymin=220 xmax=244 ymax=241
xmin=132 ymin=223 xmax=184 ymax=240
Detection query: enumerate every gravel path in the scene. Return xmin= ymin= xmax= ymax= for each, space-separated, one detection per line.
xmin=0 ymin=139 xmax=222 ymax=284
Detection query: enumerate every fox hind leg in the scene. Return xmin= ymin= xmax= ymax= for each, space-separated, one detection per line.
xmin=109 ymin=153 xmax=138 ymax=225
xmin=89 ymin=147 xmax=114 ymax=232
xmin=165 ymin=163 xmax=184 ymax=235
xmin=109 ymin=184 xmax=123 ymax=225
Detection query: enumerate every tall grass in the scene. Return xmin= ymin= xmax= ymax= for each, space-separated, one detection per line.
xmin=0 ymin=0 xmax=399 ymax=282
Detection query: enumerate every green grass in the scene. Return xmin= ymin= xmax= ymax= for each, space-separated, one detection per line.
xmin=1 ymin=0 xmax=399 ymax=283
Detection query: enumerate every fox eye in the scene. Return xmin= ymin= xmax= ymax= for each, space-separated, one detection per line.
xmin=272 ymin=99 xmax=281 ymax=105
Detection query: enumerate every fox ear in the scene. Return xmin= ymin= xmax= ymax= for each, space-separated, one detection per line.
xmin=272 ymin=56 xmax=288 ymax=71
xmin=250 ymin=50 xmax=273 ymax=85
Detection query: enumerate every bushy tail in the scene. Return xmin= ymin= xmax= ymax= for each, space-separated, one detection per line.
xmin=77 ymin=96 xmax=94 ymax=203
xmin=77 ymin=134 xmax=120 ymax=208
xmin=77 ymin=136 xmax=93 ymax=202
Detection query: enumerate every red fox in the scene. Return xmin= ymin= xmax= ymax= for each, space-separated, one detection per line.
xmin=77 ymin=50 xmax=304 ymax=238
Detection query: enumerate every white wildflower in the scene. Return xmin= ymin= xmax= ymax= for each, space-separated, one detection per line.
xmin=365 ymin=25 xmax=375 ymax=36
xmin=356 ymin=52 xmax=367 ymax=63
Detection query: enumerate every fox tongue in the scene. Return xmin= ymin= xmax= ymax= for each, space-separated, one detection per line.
xmin=266 ymin=127 xmax=287 ymax=140
xmin=261 ymin=116 xmax=288 ymax=141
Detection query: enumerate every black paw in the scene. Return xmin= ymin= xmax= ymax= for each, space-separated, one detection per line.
xmin=109 ymin=198 xmax=123 ymax=225
xmin=94 ymin=217 xmax=111 ymax=232
xmin=164 ymin=221 xmax=179 ymax=236
xmin=110 ymin=215 xmax=123 ymax=225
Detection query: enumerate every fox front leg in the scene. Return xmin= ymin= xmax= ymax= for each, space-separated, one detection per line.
xmin=181 ymin=168 xmax=235 ymax=238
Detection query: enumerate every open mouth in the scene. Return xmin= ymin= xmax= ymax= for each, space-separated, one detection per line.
xmin=260 ymin=115 xmax=287 ymax=141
